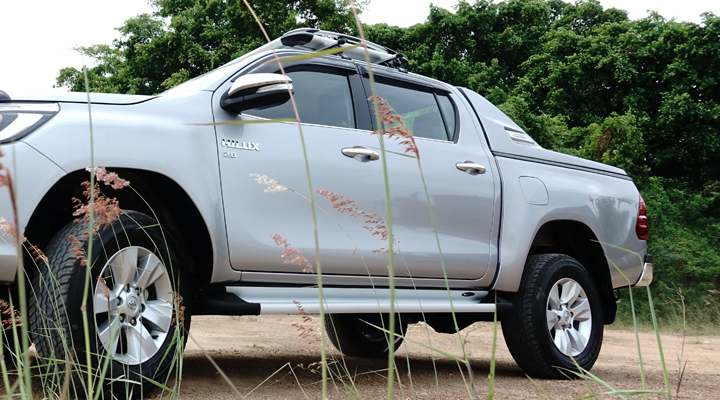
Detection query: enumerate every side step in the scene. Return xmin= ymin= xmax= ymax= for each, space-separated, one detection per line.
xmin=195 ymin=287 xmax=505 ymax=316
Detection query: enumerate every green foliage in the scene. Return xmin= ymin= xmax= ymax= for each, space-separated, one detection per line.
xmin=57 ymin=0 xmax=720 ymax=328
xmin=56 ymin=0 xmax=363 ymax=95
xmin=618 ymin=179 xmax=720 ymax=328
xmin=560 ymin=112 xmax=650 ymax=180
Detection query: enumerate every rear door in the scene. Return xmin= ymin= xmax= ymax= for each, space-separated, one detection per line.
xmin=358 ymin=66 xmax=499 ymax=280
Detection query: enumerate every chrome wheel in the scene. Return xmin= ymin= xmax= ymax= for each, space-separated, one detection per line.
xmin=546 ymin=277 xmax=593 ymax=357
xmin=94 ymin=246 xmax=173 ymax=365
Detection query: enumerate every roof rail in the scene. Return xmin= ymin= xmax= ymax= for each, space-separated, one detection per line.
xmin=280 ymin=28 xmax=408 ymax=71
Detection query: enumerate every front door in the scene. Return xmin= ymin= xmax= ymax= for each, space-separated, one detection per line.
xmin=213 ymin=58 xmax=398 ymax=277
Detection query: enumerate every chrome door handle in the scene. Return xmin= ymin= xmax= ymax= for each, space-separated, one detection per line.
xmin=341 ymin=147 xmax=380 ymax=162
xmin=456 ymin=162 xmax=486 ymax=175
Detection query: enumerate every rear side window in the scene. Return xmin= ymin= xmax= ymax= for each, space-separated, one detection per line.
xmin=246 ymin=70 xmax=356 ymax=129
xmin=372 ymin=81 xmax=454 ymax=141
xmin=437 ymin=94 xmax=456 ymax=139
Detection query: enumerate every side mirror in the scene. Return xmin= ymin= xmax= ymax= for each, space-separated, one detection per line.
xmin=221 ymin=73 xmax=293 ymax=114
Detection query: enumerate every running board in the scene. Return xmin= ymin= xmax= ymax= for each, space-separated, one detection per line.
xmin=196 ymin=287 xmax=498 ymax=315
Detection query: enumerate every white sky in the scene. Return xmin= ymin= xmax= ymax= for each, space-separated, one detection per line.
xmin=1 ymin=0 xmax=718 ymax=97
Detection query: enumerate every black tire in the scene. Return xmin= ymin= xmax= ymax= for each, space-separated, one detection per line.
xmin=324 ymin=313 xmax=407 ymax=358
xmin=502 ymin=254 xmax=603 ymax=379
xmin=28 ymin=211 xmax=190 ymax=396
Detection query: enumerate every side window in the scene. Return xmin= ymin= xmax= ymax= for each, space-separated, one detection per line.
xmin=437 ymin=94 xmax=457 ymax=140
xmin=246 ymin=70 xmax=356 ymax=129
xmin=373 ymin=81 xmax=450 ymax=141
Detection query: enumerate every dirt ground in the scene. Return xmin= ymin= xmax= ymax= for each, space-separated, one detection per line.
xmin=175 ymin=315 xmax=720 ymax=399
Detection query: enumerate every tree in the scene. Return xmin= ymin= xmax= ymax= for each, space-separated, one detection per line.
xmin=56 ymin=0 xmax=363 ymax=95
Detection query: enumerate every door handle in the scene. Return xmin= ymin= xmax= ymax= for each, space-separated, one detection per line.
xmin=341 ymin=147 xmax=380 ymax=162
xmin=456 ymin=162 xmax=486 ymax=175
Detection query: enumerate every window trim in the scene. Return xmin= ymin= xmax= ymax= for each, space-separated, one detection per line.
xmin=356 ymin=63 xmax=449 ymax=91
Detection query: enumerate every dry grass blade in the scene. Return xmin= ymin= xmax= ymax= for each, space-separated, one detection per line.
xmin=188 ymin=333 xmax=245 ymax=399
xmin=244 ymin=362 xmax=309 ymax=400
xmin=241 ymin=1 xmax=328 ymax=398
xmin=262 ymin=45 xmax=361 ymax=63
xmin=487 ymin=294 xmax=498 ymax=400
xmin=525 ymin=374 xmax=557 ymax=400
xmin=676 ymin=358 xmax=689 ymax=399
xmin=598 ymin=390 xmax=668 ymax=397
xmin=59 ymin=353 xmax=73 ymax=400
xmin=366 ymin=146 xmax=416 ymax=158
xmin=349 ymin=5 xmax=401 ymax=398
xmin=607 ymin=254 xmax=648 ymax=397
xmin=671 ymin=283 xmax=688 ymax=399
xmin=558 ymin=367 xmax=669 ymax=400
xmin=357 ymin=319 xmax=467 ymax=363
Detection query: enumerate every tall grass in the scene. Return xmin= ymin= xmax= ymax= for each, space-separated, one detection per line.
xmin=80 ymin=59 xmax=97 ymax=400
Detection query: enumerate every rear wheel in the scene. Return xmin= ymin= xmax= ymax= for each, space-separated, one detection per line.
xmin=325 ymin=313 xmax=407 ymax=358
xmin=29 ymin=211 xmax=190 ymax=395
xmin=502 ymin=254 xmax=603 ymax=379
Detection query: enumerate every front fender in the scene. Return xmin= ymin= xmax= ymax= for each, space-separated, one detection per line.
xmin=0 ymin=142 xmax=67 ymax=283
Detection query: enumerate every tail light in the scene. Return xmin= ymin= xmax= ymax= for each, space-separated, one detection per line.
xmin=636 ymin=195 xmax=649 ymax=240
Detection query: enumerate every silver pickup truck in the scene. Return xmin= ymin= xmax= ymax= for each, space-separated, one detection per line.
xmin=0 ymin=29 xmax=652 ymax=387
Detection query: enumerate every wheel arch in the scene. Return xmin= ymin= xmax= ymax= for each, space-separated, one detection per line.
xmin=527 ymin=220 xmax=617 ymax=325
xmin=23 ymin=168 xmax=214 ymax=298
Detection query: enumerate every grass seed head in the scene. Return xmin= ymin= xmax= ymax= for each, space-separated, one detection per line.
xmin=72 ymin=182 xmax=122 ymax=231
xmin=370 ymin=95 xmax=419 ymax=159
xmin=0 ymin=218 xmax=26 ymax=246
xmin=270 ymin=234 xmax=313 ymax=273
xmin=68 ymin=234 xmax=88 ymax=267
xmin=87 ymin=167 xmax=130 ymax=190
xmin=29 ymin=245 xmax=48 ymax=263
xmin=316 ymin=189 xmax=397 ymax=253
xmin=250 ymin=173 xmax=289 ymax=193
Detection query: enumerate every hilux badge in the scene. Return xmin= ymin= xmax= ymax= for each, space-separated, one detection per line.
xmin=222 ymin=139 xmax=259 ymax=151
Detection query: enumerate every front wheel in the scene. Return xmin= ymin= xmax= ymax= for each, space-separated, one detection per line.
xmin=502 ymin=254 xmax=603 ymax=379
xmin=29 ymin=211 xmax=190 ymax=395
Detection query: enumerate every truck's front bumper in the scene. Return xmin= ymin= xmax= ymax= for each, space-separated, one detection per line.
xmin=633 ymin=254 xmax=653 ymax=287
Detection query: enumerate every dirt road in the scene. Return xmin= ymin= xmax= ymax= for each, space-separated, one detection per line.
xmin=177 ymin=315 xmax=720 ymax=399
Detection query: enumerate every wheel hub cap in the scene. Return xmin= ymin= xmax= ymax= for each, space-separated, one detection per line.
xmin=125 ymin=295 xmax=139 ymax=315
xmin=93 ymin=246 xmax=174 ymax=365
xmin=546 ymin=277 xmax=593 ymax=357
xmin=561 ymin=308 xmax=572 ymax=325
